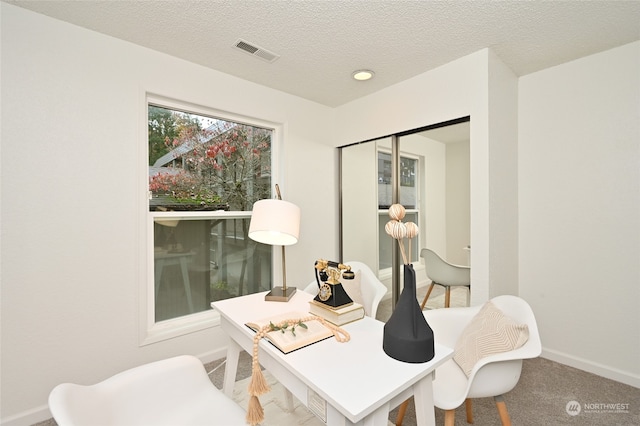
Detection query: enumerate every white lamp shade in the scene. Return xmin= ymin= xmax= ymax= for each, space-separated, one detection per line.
xmin=248 ymin=199 xmax=300 ymax=246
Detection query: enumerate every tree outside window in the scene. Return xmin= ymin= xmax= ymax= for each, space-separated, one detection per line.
xmin=149 ymin=105 xmax=271 ymax=211
xmin=148 ymin=105 xmax=273 ymax=322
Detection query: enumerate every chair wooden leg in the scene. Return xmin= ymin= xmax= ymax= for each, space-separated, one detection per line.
xmin=444 ymin=409 xmax=455 ymax=426
xmin=395 ymin=399 xmax=410 ymax=426
xmin=420 ymin=283 xmax=435 ymax=310
xmin=444 ymin=286 xmax=451 ymax=308
xmin=465 ymin=398 xmax=474 ymax=423
xmin=494 ymin=395 xmax=512 ymax=426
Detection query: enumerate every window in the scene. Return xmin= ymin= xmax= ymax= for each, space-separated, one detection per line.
xmin=377 ymin=152 xmax=417 ymax=209
xmin=143 ymin=98 xmax=275 ymax=342
xmin=378 ymin=151 xmax=419 ymax=269
xmin=149 ymin=105 xmax=271 ymax=213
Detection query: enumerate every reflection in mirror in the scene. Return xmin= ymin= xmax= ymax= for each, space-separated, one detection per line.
xmin=341 ymin=138 xmax=387 ymax=270
xmin=377 ymin=140 xmax=420 ymax=268
xmin=340 ymin=119 xmax=470 ymax=304
xmin=399 ymin=122 xmax=470 ymax=267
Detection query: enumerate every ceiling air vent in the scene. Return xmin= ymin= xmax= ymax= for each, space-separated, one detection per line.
xmin=234 ymin=39 xmax=280 ymax=63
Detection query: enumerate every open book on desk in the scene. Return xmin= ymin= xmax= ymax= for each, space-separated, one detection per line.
xmin=245 ymin=311 xmax=334 ymax=354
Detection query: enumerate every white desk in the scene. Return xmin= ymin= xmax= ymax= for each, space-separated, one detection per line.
xmin=212 ymin=291 xmax=453 ymax=426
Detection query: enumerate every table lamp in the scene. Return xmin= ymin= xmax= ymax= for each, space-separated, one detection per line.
xmin=248 ymin=185 xmax=301 ymax=302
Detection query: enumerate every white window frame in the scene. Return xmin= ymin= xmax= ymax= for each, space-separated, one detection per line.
xmin=138 ymin=93 xmax=282 ymax=346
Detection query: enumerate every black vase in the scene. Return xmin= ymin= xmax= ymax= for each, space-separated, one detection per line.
xmin=383 ymin=264 xmax=435 ymax=363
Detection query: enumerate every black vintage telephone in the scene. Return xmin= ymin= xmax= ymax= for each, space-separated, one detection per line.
xmin=313 ymin=259 xmax=355 ymax=310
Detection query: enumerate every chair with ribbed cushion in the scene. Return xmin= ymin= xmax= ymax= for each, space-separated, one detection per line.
xmin=303 ymin=260 xmax=387 ymax=319
xmin=420 ymin=248 xmax=471 ymax=310
xmin=48 ymin=355 xmax=247 ymax=426
xmin=396 ymin=295 xmax=541 ymax=426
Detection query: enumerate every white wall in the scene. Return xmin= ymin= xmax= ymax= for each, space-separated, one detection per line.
xmin=418 ymin=137 xmax=447 ymax=258
xmin=487 ymin=50 xmax=520 ymax=297
xmin=341 ymin=142 xmax=379 ymax=269
xmin=518 ymin=41 xmax=640 ymax=387
xmin=446 ymin=141 xmax=471 ymax=266
xmin=1 ymin=4 xmax=337 ymax=424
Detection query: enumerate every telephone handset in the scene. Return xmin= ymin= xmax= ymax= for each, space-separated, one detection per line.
xmin=313 ymin=259 xmax=355 ymax=310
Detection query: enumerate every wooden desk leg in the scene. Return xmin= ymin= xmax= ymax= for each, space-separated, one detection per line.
xmin=222 ymin=339 xmax=241 ymax=397
xmin=413 ymin=372 xmax=436 ymax=426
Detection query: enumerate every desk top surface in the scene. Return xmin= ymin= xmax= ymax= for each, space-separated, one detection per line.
xmin=212 ymin=291 xmax=453 ymax=421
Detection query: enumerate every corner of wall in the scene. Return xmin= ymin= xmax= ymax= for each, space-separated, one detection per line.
xmin=487 ymin=50 xmax=519 ymax=298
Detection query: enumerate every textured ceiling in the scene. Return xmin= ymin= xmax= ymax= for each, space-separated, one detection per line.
xmin=5 ymin=0 xmax=640 ymax=107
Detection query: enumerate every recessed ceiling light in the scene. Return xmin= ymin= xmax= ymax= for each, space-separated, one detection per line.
xmin=352 ymin=70 xmax=375 ymax=81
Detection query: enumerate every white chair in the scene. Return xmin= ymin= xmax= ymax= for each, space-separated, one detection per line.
xmin=420 ymin=248 xmax=471 ymax=310
xmin=304 ymin=260 xmax=387 ymax=318
xmin=396 ymin=295 xmax=541 ymax=426
xmin=48 ymin=355 xmax=247 ymax=426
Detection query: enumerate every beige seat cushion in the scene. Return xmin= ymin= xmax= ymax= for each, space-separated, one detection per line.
xmin=453 ymin=300 xmax=529 ymax=377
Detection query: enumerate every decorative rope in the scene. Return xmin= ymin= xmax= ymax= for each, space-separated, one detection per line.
xmin=246 ymin=316 xmax=350 ymax=426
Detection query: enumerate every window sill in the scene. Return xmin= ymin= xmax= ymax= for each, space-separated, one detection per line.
xmin=139 ymin=309 xmax=220 ymax=346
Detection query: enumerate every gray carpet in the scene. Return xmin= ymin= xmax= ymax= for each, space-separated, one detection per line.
xmin=35 ymin=353 xmax=640 ymax=426
xmin=200 ymin=349 xmax=639 ymax=426
xmin=35 ymin=286 xmax=639 ymax=425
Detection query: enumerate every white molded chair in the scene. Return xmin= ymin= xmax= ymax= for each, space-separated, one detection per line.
xmin=396 ymin=295 xmax=541 ymax=426
xmin=304 ymin=260 xmax=388 ymax=318
xmin=48 ymin=355 xmax=247 ymax=426
xmin=420 ymin=248 xmax=471 ymax=310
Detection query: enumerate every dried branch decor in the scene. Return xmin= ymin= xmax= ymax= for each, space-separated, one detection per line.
xmin=385 ymin=204 xmax=419 ymax=265
xmin=246 ymin=316 xmax=350 ymax=426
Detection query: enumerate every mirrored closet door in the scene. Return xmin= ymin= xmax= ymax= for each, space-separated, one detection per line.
xmin=340 ymin=117 xmax=470 ymax=307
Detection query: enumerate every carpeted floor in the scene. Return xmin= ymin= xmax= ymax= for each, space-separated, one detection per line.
xmin=35 ymin=285 xmax=639 ymax=426
xmin=201 ymin=345 xmax=639 ymax=426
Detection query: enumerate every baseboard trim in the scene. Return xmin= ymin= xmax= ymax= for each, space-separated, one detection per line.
xmin=1 ymin=404 xmax=50 ymax=426
xmin=542 ymin=348 xmax=640 ymax=388
xmin=198 ymin=346 xmax=228 ymax=365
